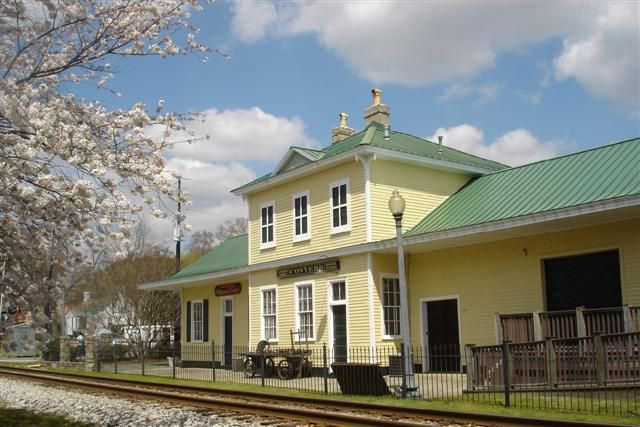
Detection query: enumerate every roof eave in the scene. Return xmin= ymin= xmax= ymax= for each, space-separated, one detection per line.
xmin=232 ymin=145 xmax=497 ymax=196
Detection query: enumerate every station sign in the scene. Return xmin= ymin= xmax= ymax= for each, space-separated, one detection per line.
xmin=276 ymin=259 xmax=340 ymax=278
xmin=215 ymin=282 xmax=242 ymax=296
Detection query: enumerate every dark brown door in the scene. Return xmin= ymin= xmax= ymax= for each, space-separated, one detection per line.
xmin=426 ymin=299 xmax=460 ymax=372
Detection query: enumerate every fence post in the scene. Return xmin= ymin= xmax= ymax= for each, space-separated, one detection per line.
xmin=211 ymin=340 xmax=216 ymax=382
xmin=594 ymin=332 xmax=605 ymax=386
xmin=323 ymin=343 xmax=328 ymax=395
xmin=172 ymin=341 xmax=176 ymax=379
xmin=400 ymin=343 xmax=407 ymax=398
xmin=465 ymin=344 xmax=475 ymax=391
xmin=576 ymin=306 xmax=587 ymax=337
xmin=532 ymin=312 xmax=542 ymax=341
xmin=502 ymin=340 xmax=511 ymax=407
xmin=544 ymin=337 xmax=557 ymax=388
xmin=495 ymin=313 xmax=503 ymax=344
xmin=114 ymin=350 xmax=118 ymax=374
xmin=623 ymin=305 xmax=633 ymax=332
xmin=140 ymin=346 xmax=145 ymax=376
xmin=260 ymin=346 xmax=265 ymax=387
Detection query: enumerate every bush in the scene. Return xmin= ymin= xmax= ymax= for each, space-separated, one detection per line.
xmin=42 ymin=337 xmax=60 ymax=361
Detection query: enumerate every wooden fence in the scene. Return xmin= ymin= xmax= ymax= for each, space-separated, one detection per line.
xmin=469 ymin=331 xmax=640 ymax=390
xmin=498 ymin=305 xmax=639 ymax=344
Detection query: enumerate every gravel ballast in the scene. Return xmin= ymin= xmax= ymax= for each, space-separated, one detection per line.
xmin=0 ymin=377 xmax=259 ymax=426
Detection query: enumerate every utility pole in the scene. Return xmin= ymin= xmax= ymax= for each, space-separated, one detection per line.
xmin=174 ymin=178 xmax=182 ymax=273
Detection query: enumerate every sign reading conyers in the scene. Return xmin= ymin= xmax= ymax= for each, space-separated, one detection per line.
xmin=276 ymin=259 xmax=340 ymax=278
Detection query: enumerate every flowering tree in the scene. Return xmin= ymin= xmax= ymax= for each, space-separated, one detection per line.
xmin=0 ymin=0 xmax=212 ymax=329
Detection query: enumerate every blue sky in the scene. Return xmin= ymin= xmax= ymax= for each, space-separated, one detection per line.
xmin=84 ymin=1 xmax=640 ymax=241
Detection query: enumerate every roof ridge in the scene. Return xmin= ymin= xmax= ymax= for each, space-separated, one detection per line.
xmin=481 ymin=137 xmax=640 ymax=178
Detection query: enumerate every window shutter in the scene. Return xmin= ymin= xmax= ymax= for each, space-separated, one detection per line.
xmin=186 ymin=301 xmax=191 ymax=342
xmin=203 ymin=299 xmax=209 ymax=342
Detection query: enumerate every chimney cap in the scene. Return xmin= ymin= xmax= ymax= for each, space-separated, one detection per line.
xmin=339 ymin=112 xmax=349 ymax=128
xmin=371 ymin=88 xmax=382 ymax=106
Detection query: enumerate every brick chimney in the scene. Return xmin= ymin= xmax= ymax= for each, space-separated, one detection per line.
xmin=363 ymin=88 xmax=390 ymax=127
xmin=331 ymin=112 xmax=354 ymax=144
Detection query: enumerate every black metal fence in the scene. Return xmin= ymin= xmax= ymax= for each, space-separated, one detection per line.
xmin=95 ymin=332 xmax=640 ymax=417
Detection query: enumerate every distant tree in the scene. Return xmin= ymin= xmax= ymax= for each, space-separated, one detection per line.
xmin=183 ymin=218 xmax=247 ymax=267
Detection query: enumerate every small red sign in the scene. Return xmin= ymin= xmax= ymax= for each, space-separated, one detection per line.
xmin=215 ymin=282 xmax=241 ymax=296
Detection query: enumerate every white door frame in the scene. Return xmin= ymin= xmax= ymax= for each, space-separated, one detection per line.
xmin=220 ymin=297 xmax=233 ymax=349
xmin=327 ymin=277 xmax=348 ymax=364
xmin=419 ymin=295 xmax=462 ymax=372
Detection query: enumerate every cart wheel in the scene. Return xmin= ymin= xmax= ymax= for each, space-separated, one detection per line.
xmin=244 ymin=359 xmax=256 ymax=378
xmin=277 ymin=359 xmax=291 ymax=380
xmin=265 ymin=357 xmax=275 ymax=376
xmin=301 ymin=357 xmax=312 ymax=377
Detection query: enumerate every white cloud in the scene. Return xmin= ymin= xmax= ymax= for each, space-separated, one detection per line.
xmin=230 ymin=1 xmax=638 ymax=108
xmin=230 ymin=0 xmax=278 ymax=43
xmin=143 ymin=106 xmax=316 ymax=242
xmin=154 ymin=107 xmax=317 ymax=164
xmin=431 ymin=124 xmax=565 ymax=166
xmin=554 ymin=2 xmax=640 ymax=107
xmin=515 ymin=90 xmax=543 ymax=106
xmin=437 ymin=82 xmax=501 ymax=106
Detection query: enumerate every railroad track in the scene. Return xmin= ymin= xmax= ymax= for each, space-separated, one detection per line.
xmin=0 ymin=366 xmax=626 ymax=427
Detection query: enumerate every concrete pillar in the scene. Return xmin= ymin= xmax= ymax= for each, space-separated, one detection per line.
xmin=59 ymin=337 xmax=70 ymax=362
xmin=85 ymin=337 xmax=97 ymax=371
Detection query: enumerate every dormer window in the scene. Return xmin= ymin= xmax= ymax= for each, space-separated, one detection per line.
xmin=293 ymin=191 xmax=310 ymax=241
xmin=330 ymin=179 xmax=350 ymax=234
xmin=260 ymin=201 xmax=275 ymax=249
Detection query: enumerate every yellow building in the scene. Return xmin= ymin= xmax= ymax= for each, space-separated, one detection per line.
xmin=141 ymin=90 xmax=640 ymax=368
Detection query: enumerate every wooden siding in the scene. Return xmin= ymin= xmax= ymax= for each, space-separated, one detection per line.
xmin=181 ymin=280 xmax=249 ymax=347
xmin=370 ymin=160 xmax=470 ymax=241
xmin=248 ymin=254 xmax=370 ymax=347
xmin=408 ymin=218 xmax=640 ymax=348
xmin=248 ymin=161 xmax=366 ymax=264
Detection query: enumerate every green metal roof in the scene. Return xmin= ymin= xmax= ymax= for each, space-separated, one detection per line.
xmin=234 ymin=122 xmax=507 ymax=192
xmin=170 ymin=234 xmax=248 ymax=280
xmin=406 ymin=138 xmax=640 ymax=237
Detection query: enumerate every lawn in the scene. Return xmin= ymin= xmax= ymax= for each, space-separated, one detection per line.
xmin=0 ymin=407 xmax=93 ymax=427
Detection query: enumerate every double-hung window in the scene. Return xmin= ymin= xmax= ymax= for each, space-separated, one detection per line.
xmin=293 ymin=192 xmax=309 ymax=241
xmin=260 ymin=201 xmax=275 ymax=249
xmin=261 ymin=287 xmax=277 ymax=341
xmin=382 ymin=276 xmax=400 ymax=337
xmin=330 ymin=179 xmax=349 ymax=233
xmin=192 ymin=300 xmax=204 ymax=342
xmin=296 ymin=282 xmax=314 ymax=340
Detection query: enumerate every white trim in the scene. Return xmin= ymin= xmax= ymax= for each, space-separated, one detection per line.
xmin=329 ymin=178 xmax=351 ymax=234
xmin=260 ymin=284 xmax=278 ymax=342
xmin=232 ymin=145 xmax=494 ymax=196
xmin=379 ymin=273 xmax=401 ymax=340
xmin=419 ymin=295 xmax=462 ymax=372
xmin=140 ymin=195 xmax=640 ymax=290
xmin=292 ymin=191 xmax=311 ymax=242
xmin=327 ymin=277 xmax=348 ymax=364
xmin=356 ymin=154 xmax=373 ymax=242
xmin=248 ymin=273 xmax=253 ymax=345
xmin=190 ymin=299 xmax=204 ymax=343
xmin=294 ymin=280 xmax=315 ymax=341
xmin=366 ymin=253 xmax=376 ymax=351
xmin=220 ymin=297 xmax=233 ymax=349
xmin=259 ymin=200 xmax=276 ymax=250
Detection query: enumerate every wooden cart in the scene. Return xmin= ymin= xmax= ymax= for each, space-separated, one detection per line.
xmin=243 ymin=331 xmax=312 ymax=380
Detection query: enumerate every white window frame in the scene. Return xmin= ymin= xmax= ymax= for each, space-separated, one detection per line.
xmin=329 ymin=178 xmax=350 ymax=234
xmin=191 ymin=299 xmax=204 ymax=342
xmin=292 ymin=191 xmax=311 ymax=242
xmin=295 ymin=281 xmax=314 ymax=341
xmin=327 ymin=277 xmax=349 ymax=364
xmin=380 ymin=274 xmax=401 ymax=339
xmin=220 ymin=297 xmax=233 ymax=348
xmin=260 ymin=200 xmax=276 ymax=249
xmin=260 ymin=285 xmax=278 ymax=342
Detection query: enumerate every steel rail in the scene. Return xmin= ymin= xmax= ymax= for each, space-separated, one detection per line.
xmin=0 ymin=366 xmax=628 ymax=427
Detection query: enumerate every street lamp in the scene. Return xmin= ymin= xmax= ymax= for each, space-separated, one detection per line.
xmin=388 ymin=189 xmax=416 ymax=396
